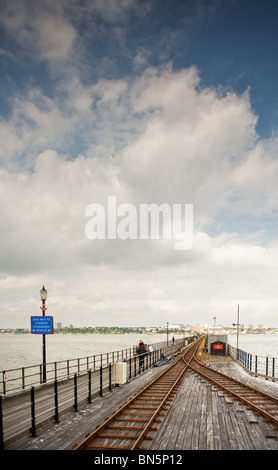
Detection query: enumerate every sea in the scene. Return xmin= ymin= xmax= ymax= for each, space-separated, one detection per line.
xmin=0 ymin=333 xmax=184 ymax=372
xmin=0 ymin=332 xmax=278 ymax=373
xmin=227 ymin=333 xmax=278 ymax=359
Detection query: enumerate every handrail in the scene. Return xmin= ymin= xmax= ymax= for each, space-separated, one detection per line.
xmin=228 ymin=344 xmax=278 ymax=381
xmin=0 ymin=335 xmax=200 ymax=449
xmin=1 ymin=338 xmax=188 ymax=395
xmin=1 ymin=348 xmax=132 ymax=395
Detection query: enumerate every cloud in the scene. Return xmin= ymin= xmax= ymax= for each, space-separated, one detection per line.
xmin=0 ymin=1 xmax=77 ymax=63
xmin=0 ymin=58 xmax=278 ymax=327
xmin=0 ymin=65 xmax=261 ymax=266
xmin=122 ymin=66 xmax=258 ymax=215
xmin=232 ymin=137 xmax=278 ymax=215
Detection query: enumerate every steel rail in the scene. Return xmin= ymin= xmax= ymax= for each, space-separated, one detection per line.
xmin=189 ymin=356 xmax=278 ymax=428
xmin=73 ymin=336 xmax=204 ymax=450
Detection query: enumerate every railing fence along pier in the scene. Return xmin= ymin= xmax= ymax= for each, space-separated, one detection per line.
xmin=228 ymin=344 xmax=278 ymax=381
xmin=1 ymin=346 xmax=137 ymax=395
xmin=0 ymin=336 xmax=195 ymax=449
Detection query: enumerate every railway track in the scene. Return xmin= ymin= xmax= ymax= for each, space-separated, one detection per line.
xmin=189 ymin=356 xmax=278 ymax=429
xmin=74 ymin=335 xmax=278 ymax=450
xmin=73 ymin=336 xmax=204 ymax=450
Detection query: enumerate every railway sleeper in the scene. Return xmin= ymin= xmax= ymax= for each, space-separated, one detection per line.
xmin=73 ymin=336 xmax=206 ymax=450
xmin=114 ymin=416 xmax=161 ymax=422
xmin=107 ymin=425 xmax=158 ymax=431
xmin=96 ymin=433 xmax=153 ymax=441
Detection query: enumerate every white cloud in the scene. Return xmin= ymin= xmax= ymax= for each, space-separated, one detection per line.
xmin=232 ymin=137 xmax=278 ymax=214
xmin=1 ymin=62 xmax=278 ymax=328
xmin=0 ymin=0 xmax=77 ymax=63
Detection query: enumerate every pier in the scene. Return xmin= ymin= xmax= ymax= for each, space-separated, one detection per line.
xmin=2 ymin=335 xmax=278 ymax=451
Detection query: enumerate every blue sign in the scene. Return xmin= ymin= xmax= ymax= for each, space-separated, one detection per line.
xmin=31 ymin=316 xmax=53 ymax=334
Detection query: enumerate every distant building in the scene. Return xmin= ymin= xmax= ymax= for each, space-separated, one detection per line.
xmin=258 ymin=324 xmax=263 ymax=329
xmin=55 ymin=322 xmax=62 ymax=329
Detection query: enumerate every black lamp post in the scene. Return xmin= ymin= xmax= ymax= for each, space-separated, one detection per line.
xmin=40 ymin=286 xmax=48 ymax=383
xmin=166 ymin=322 xmax=169 ymax=347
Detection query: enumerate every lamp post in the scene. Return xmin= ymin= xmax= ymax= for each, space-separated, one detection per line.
xmin=232 ymin=305 xmax=240 ymax=361
xmin=40 ymin=286 xmax=48 ymax=383
xmin=213 ymin=316 xmax=216 ymax=334
xmin=166 ymin=322 xmax=169 ymax=347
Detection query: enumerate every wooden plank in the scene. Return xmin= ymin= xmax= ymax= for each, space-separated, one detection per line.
xmin=206 ymin=385 xmax=214 ymax=450
xmin=164 ymin=375 xmax=191 ymax=450
xmin=180 ymin=373 xmax=201 ymax=449
xmin=171 ymin=373 xmax=195 ymax=450
xmin=198 ymin=383 xmax=207 ymax=450
xmin=216 ymin=395 xmax=231 ymax=449
xmin=211 ymin=389 xmax=222 ymax=450
xmin=189 ymin=376 xmax=203 ymax=450
xmin=7 ymin=359 xmax=278 ymax=451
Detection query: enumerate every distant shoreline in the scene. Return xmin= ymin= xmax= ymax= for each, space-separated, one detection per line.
xmin=1 ymin=328 xmax=278 ymax=335
xmin=0 ymin=328 xmax=188 ymax=335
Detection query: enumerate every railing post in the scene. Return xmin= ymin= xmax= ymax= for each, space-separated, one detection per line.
xmin=99 ymin=366 xmax=103 ymax=397
xmin=266 ymin=356 xmax=269 ymax=380
xmin=88 ymin=369 xmax=92 ymax=403
xmin=272 ymin=358 xmax=275 ymax=381
xmin=22 ymin=367 xmax=25 ymax=390
xmin=73 ymin=374 xmax=78 ymax=411
xmin=0 ymin=396 xmax=4 ymax=451
xmin=54 ymin=380 xmax=59 ymax=423
xmin=30 ymin=387 xmax=36 ymax=437
xmin=134 ymin=356 xmax=136 ymax=378
xmin=109 ymin=363 xmax=112 ymax=392
xmin=255 ymin=355 xmax=258 ymax=376
xmin=2 ymin=371 xmax=6 ymax=395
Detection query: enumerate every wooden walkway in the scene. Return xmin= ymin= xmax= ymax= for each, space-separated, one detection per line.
xmin=150 ymin=365 xmax=278 ymax=450
xmin=6 ymin=357 xmax=278 ymax=451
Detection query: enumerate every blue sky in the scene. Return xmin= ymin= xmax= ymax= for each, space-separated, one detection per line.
xmin=1 ymin=0 xmax=278 ymax=329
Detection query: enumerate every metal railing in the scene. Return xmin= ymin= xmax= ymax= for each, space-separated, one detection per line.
xmin=1 ymin=348 xmax=136 ymax=395
xmin=0 ymin=365 xmax=115 ymax=450
xmin=228 ymin=344 xmax=278 ymax=381
xmin=0 ymin=337 xmax=193 ymax=395
xmin=0 ymin=336 xmax=196 ymax=449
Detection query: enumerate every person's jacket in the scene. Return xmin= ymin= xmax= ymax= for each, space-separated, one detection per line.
xmin=136 ymin=344 xmax=145 ymax=355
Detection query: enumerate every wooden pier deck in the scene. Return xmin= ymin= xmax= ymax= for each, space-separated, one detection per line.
xmin=6 ymin=354 xmax=278 ymax=451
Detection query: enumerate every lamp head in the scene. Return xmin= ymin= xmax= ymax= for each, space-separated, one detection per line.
xmin=40 ymin=286 xmax=47 ymax=301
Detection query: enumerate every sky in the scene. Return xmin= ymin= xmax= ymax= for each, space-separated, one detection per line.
xmin=1 ymin=0 xmax=278 ymax=329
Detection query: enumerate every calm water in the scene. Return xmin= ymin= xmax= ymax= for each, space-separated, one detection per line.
xmin=0 ymin=333 xmax=184 ymax=371
xmin=1 ymin=333 xmax=278 ymax=373
xmin=228 ymin=334 xmax=278 ymax=359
